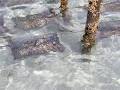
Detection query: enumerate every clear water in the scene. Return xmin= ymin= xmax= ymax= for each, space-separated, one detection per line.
xmin=0 ymin=0 xmax=120 ymax=90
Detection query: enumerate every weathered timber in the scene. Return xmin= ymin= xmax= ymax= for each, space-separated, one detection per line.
xmin=60 ymin=0 xmax=68 ymax=17
xmin=8 ymin=33 xmax=65 ymax=59
xmin=81 ymin=0 xmax=103 ymax=53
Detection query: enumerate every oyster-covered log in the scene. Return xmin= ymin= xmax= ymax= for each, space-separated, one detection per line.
xmin=8 ymin=33 xmax=65 ymax=59
xmin=12 ymin=14 xmax=47 ymax=30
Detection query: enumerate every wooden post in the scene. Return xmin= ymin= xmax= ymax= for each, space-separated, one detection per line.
xmin=81 ymin=0 xmax=102 ymax=53
xmin=60 ymin=0 xmax=68 ymax=17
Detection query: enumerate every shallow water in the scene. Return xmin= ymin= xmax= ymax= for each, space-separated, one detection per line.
xmin=0 ymin=0 xmax=120 ymax=90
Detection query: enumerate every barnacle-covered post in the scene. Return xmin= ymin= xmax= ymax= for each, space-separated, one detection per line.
xmin=60 ymin=0 xmax=68 ymax=17
xmin=81 ymin=0 xmax=102 ymax=53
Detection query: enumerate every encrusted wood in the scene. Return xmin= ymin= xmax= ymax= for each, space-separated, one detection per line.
xmin=81 ymin=0 xmax=102 ymax=53
xmin=60 ymin=0 xmax=68 ymax=17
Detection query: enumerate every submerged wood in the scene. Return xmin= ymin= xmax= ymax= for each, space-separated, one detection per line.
xmin=8 ymin=33 xmax=65 ymax=59
xmin=103 ymin=1 xmax=120 ymax=12
xmin=0 ymin=13 xmax=9 ymax=34
xmin=81 ymin=0 xmax=102 ymax=54
xmin=12 ymin=14 xmax=47 ymax=30
xmin=0 ymin=0 xmax=34 ymax=7
xmin=60 ymin=0 xmax=68 ymax=17
xmin=98 ymin=20 xmax=120 ymax=39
